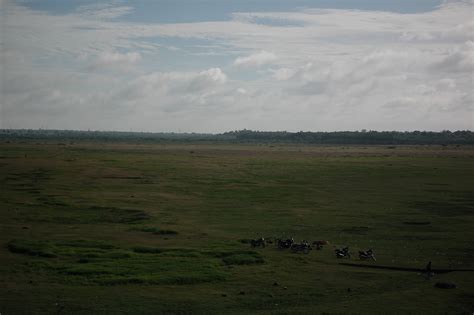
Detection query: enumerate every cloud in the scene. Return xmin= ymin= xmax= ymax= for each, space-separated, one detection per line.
xmin=384 ymin=97 xmax=418 ymax=109
xmin=234 ymin=51 xmax=277 ymax=67
xmin=108 ymin=67 xmax=228 ymax=111
xmin=435 ymin=41 xmax=474 ymax=73
xmin=1 ymin=0 xmax=473 ymax=132
xmin=89 ymin=51 xmax=142 ymax=72
xmin=272 ymin=67 xmax=297 ymax=81
xmin=98 ymin=51 xmax=142 ymax=64
xmin=199 ymin=68 xmax=227 ymax=84
xmin=75 ymin=3 xmax=134 ymax=20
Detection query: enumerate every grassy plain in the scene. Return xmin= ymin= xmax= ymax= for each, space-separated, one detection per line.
xmin=0 ymin=141 xmax=473 ymax=314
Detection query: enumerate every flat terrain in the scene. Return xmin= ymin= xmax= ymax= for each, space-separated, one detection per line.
xmin=1 ymin=142 xmax=473 ymax=314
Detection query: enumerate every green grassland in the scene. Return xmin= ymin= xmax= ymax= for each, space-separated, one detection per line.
xmin=0 ymin=142 xmax=473 ymax=314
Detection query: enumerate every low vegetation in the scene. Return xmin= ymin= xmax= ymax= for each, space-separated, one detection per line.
xmin=1 ymin=141 xmax=473 ymax=314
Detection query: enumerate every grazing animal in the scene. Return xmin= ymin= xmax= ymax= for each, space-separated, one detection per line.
xmin=358 ymin=249 xmax=376 ymax=261
xmin=250 ymin=237 xmax=266 ymax=248
xmin=276 ymin=238 xmax=294 ymax=249
xmin=335 ymin=246 xmax=351 ymax=258
xmin=291 ymin=240 xmax=312 ymax=254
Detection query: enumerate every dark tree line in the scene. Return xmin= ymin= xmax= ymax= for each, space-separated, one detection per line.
xmin=1 ymin=129 xmax=473 ymax=145
xmin=222 ymin=129 xmax=474 ymax=145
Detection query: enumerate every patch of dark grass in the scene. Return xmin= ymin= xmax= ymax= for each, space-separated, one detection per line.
xmin=221 ymin=252 xmax=265 ymax=265
xmin=56 ymin=247 xmax=106 ymax=258
xmin=341 ymin=226 xmax=370 ymax=235
xmin=95 ymin=272 xmax=226 ymax=286
xmin=77 ymin=251 xmax=104 ymax=258
xmin=130 ymin=226 xmax=178 ymax=235
xmin=8 ymin=239 xmax=122 ymax=260
xmin=102 ymin=176 xmax=143 ymax=179
xmin=95 ymin=277 xmax=146 ymax=285
xmin=90 ymin=206 xmax=152 ymax=223
xmin=202 ymin=249 xmax=265 ymax=265
xmin=160 ymin=249 xmax=200 ymax=257
xmin=131 ymin=247 xmax=199 ymax=257
xmin=102 ymin=251 xmax=132 ymax=259
xmin=403 ymin=221 xmax=431 ymax=225
xmin=203 ymin=249 xmax=258 ymax=258
xmin=158 ymin=273 xmax=226 ymax=285
xmin=26 ymin=206 xmax=152 ymax=224
xmin=24 ymin=260 xmax=55 ymax=270
xmin=7 ymin=239 xmax=57 ymax=258
xmin=32 ymin=216 xmax=84 ymax=224
xmin=10 ymin=187 xmax=41 ymax=193
xmin=71 ymin=250 xmax=132 ymax=260
xmin=155 ymin=229 xmax=178 ymax=235
xmin=55 ymin=240 xmax=117 ymax=250
xmin=410 ymin=198 xmax=474 ymax=217
xmin=61 ymin=265 xmax=115 ymax=276
xmin=382 ymin=233 xmax=443 ymax=241
xmin=36 ymin=196 xmax=68 ymax=207
xmin=132 ymin=246 xmax=164 ymax=254
xmin=238 ymin=239 xmax=252 ymax=244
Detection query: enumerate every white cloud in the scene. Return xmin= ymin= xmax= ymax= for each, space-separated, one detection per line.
xmin=98 ymin=51 xmax=142 ymax=64
xmin=107 ymin=67 xmax=228 ymax=112
xmin=272 ymin=67 xmax=297 ymax=81
xmin=89 ymin=51 xmax=142 ymax=72
xmin=234 ymin=51 xmax=277 ymax=67
xmin=199 ymin=68 xmax=227 ymax=84
xmin=1 ymin=0 xmax=473 ymax=132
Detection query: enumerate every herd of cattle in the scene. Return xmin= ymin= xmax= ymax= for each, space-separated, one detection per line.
xmin=249 ymin=237 xmax=376 ymax=261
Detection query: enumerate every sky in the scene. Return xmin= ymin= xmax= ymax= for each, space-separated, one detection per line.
xmin=0 ymin=0 xmax=473 ymax=132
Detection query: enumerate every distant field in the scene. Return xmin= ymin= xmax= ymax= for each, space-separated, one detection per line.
xmin=1 ymin=142 xmax=473 ymax=314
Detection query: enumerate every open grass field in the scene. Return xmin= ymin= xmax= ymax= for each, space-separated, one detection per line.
xmin=1 ymin=141 xmax=473 ymax=314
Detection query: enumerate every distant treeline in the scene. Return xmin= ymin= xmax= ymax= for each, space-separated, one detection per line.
xmin=222 ymin=130 xmax=474 ymax=145
xmin=0 ymin=129 xmax=218 ymax=142
xmin=1 ymin=129 xmax=473 ymax=145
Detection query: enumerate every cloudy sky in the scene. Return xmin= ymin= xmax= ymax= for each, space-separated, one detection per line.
xmin=1 ymin=0 xmax=473 ymax=132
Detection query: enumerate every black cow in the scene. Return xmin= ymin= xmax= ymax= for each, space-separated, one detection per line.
xmin=276 ymin=238 xmax=294 ymax=249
